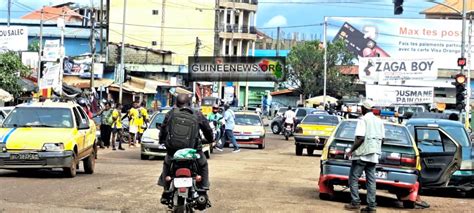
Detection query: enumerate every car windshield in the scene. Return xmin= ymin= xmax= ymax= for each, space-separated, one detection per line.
xmin=150 ymin=113 xmax=166 ymax=129
xmin=302 ymin=115 xmax=339 ymax=125
xmin=278 ymin=108 xmax=288 ymax=113
xmin=235 ymin=114 xmax=261 ymax=126
xmin=335 ymin=121 xmax=412 ymax=146
xmin=2 ymin=107 xmax=73 ymax=128
xmin=398 ymin=106 xmax=424 ymax=114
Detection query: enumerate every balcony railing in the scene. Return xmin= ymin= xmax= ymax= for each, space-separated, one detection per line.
xmin=249 ymin=26 xmax=257 ymax=34
xmin=220 ymin=24 xmax=257 ymax=34
xmin=251 ymin=0 xmax=258 ymax=4
xmin=242 ymin=25 xmax=249 ymax=33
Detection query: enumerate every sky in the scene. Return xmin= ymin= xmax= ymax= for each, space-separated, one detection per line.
xmin=0 ymin=0 xmax=441 ymax=40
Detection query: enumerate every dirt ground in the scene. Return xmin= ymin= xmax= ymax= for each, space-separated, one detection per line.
xmin=0 ymin=129 xmax=472 ymax=212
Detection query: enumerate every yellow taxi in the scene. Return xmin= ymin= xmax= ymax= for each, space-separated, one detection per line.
xmin=0 ymin=100 xmax=97 ymax=177
xmin=294 ymin=114 xmax=341 ymax=155
xmin=233 ymin=112 xmax=266 ymax=149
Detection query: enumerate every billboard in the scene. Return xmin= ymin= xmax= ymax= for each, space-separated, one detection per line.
xmin=366 ymin=84 xmax=434 ymax=106
xmin=359 ymin=57 xmax=438 ymax=83
xmin=188 ymin=57 xmax=286 ymax=82
xmin=328 ymin=17 xmax=470 ymax=70
xmin=0 ymin=26 xmax=28 ymax=51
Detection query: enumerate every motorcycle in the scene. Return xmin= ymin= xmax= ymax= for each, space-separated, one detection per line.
xmin=283 ymin=123 xmax=294 ymax=141
xmin=163 ymin=149 xmax=210 ymax=213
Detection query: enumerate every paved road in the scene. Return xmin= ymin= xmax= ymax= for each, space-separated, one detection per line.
xmin=0 ymin=130 xmax=472 ymax=212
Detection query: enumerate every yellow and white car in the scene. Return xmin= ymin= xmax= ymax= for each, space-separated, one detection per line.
xmin=0 ymin=101 xmax=97 ymax=177
xmin=233 ymin=112 xmax=266 ymax=149
xmin=294 ymin=114 xmax=340 ymax=155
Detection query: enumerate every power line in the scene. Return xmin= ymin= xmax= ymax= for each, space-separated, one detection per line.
xmin=109 ymin=21 xmax=325 ymax=30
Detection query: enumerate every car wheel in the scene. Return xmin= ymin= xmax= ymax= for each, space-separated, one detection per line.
xmin=140 ymin=154 xmax=149 ymax=160
xmin=403 ymin=201 xmax=415 ymax=209
xmin=307 ymin=148 xmax=315 ymax=156
xmin=204 ymin=150 xmax=211 ymax=159
xmin=295 ymin=144 xmax=303 ymax=156
xmin=271 ymin=124 xmax=281 ymax=134
xmin=63 ymin=152 xmax=77 ymax=178
xmin=319 ymin=192 xmax=334 ymax=201
xmin=83 ymin=148 xmax=96 ymax=174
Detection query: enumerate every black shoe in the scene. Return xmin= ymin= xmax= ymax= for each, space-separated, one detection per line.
xmin=112 ymin=147 xmax=117 ymax=151
xmin=344 ymin=203 xmax=360 ymax=211
xmin=119 ymin=147 xmax=125 ymax=150
xmin=361 ymin=207 xmax=376 ymax=212
xmin=160 ymin=192 xmax=172 ymax=205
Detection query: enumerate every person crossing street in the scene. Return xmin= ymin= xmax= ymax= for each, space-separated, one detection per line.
xmin=215 ymin=104 xmax=240 ymax=153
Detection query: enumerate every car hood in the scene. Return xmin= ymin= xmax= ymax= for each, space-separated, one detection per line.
xmin=143 ymin=128 xmax=160 ymax=140
xmin=0 ymin=127 xmax=76 ymax=150
xmin=234 ymin=125 xmax=265 ymax=135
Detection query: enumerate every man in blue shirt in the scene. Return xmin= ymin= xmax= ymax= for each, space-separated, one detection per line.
xmin=215 ymin=104 xmax=240 ymax=153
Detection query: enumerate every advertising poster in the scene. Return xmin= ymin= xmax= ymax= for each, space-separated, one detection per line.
xmin=359 ymin=57 xmax=438 ymax=82
xmin=366 ymin=84 xmax=434 ymax=106
xmin=0 ymin=26 xmax=28 ymax=51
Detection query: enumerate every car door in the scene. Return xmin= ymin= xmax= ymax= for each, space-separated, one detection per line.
xmin=76 ymin=107 xmax=94 ymax=150
xmin=295 ymin=109 xmax=307 ymax=125
xmin=73 ymin=107 xmax=88 ymax=156
xmin=414 ymin=126 xmax=462 ymax=187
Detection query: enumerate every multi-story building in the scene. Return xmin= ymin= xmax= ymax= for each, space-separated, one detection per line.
xmin=216 ymin=0 xmax=258 ymax=56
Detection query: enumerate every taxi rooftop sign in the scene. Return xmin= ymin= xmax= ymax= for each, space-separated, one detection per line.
xmin=188 ymin=57 xmax=286 ymax=82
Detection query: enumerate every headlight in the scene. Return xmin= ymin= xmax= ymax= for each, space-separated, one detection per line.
xmin=253 ymin=131 xmax=263 ymax=135
xmin=141 ymin=137 xmax=158 ymax=143
xmin=42 ymin=143 xmax=64 ymax=152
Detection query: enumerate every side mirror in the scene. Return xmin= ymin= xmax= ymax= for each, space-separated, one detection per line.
xmin=155 ymin=123 xmax=161 ymax=129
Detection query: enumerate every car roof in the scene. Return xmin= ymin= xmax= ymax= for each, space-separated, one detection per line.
xmin=405 ymin=118 xmax=464 ymax=127
xmin=235 ymin=111 xmax=260 ymax=116
xmin=341 ymin=119 xmax=405 ymax=127
xmin=15 ymin=101 xmax=77 ymax=108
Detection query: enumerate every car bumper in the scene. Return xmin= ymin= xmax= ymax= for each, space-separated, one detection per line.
xmin=319 ymin=162 xmax=419 ymax=201
xmin=235 ymin=136 xmax=264 ymax=145
xmin=141 ymin=143 xmax=167 ymax=157
xmin=294 ymin=135 xmax=328 ymax=149
xmin=0 ymin=151 xmax=74 ymax=169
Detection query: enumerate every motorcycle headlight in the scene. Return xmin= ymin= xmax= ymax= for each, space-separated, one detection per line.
xmin=142 ymin=137 xmax=158 ymax=143
xmin=42 ymin=143 xmax=65 ymax=152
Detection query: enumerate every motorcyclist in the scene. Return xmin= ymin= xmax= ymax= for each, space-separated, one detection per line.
xmin=283 ymin=106 xmax=296 ymax=134
xmin=158 ymin=93 xmax=214 ymax=205
xmin=207 ymin=104 xmax=223 ymax=140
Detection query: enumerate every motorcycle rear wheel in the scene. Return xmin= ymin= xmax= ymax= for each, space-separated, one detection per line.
xmin=173 ymin=197 xmax=194 ymax=213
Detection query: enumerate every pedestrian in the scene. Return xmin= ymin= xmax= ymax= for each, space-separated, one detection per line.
xmin=345 ymin=99 xmax=384 ymax=213
xmin=215 ymin=104 xmax=240 ymax=153
xmin=136 ymin=102 xmax=149 ymax=144
xmin=262 ymin=95 xmax=268 ymax=116
xmin=128 ymin=101 xmax=140 ymax=147
xmin=158 ymin=94 xmax=214 ymax=204
xmin=98 ymin=102 xmax=113 ymax=148
xmin=231 ymin=94 xmax=238 ymax=107
xmin=207 ymin=104 xmax=223 ymax=143
xmin=110 ymin=103 xmax=125 ymax=151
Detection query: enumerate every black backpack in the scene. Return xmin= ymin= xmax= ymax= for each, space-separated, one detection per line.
xmin=165 ymin=108 xmax=199 ymax=151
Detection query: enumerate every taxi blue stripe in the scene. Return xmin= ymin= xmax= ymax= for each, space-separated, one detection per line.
xmin=1 ymin=128 xmax=17 ymax=144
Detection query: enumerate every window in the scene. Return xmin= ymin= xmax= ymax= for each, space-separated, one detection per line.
xmin=296 ymin=109 xmax=307 ymax=117
xmin=150 ymin=113 xmax=166 ymax=129
xmin=72 ymin=107 xmax=82 ymax=128
xmin=3 ymin=107 xmax=73 ymax=128
xmin=75 ymin=107 xmax=89 ymax=129
xmin=152 ymin=10 xmax=159 ymax=15
xmin=235 ymin=114 xmax=261 ymax=126
xmin=302 ymin=115 xmax=339 ymax=125
xmin=415 ymin=129 xmax=457 ymax=153
xmin=152 ymin=41 xmax=157 ymax=46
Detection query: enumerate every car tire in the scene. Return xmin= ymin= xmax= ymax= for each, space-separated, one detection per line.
xmin=83 ymin=149 xmax=96 ymax=174
xmin=403 ymin=201 xmax=415 ymax=209
xmin=295 ymin=144 xmax=303 ymax=156
xmin=307 ymin=148 xmax=315 ymax=156
xmin=204 ymin=150 xmax=211 ymax=159
xmin=271 ymin=123 xmax=281 ymax=134
xmin=319 ymin=192 xmax=334 ymax=201
xmin=63 ymin=152 xmax=77 ymax=178
xmin=141 ymin=154 xmax=149 ymax=160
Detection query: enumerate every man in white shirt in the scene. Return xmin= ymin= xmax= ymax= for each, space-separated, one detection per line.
xmin=345 ymin=99 xmax=384 ymax=213
xmin=283 ymin=106 xmax=296 ymax=132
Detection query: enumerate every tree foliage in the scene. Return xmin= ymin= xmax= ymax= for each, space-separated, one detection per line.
xmin=0 ymin=51 xmax=31 ymax=97
xmin=286 ymin=40 xmax=356 ymax=99
xmin=28 ymin=40 xmax=40 ymax=52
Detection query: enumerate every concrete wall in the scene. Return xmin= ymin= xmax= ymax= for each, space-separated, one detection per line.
xmin=109 ymin=0 xmax=215 ymax=65
xmin=107 ymin=44 xmax=172 ymax=65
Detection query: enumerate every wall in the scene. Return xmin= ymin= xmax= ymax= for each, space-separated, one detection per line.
xmin=109 ymin=0 xmax=215 ymax=65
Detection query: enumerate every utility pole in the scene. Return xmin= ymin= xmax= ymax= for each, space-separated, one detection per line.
xmin=38 ymin=7 xmax=44 ymax=87
xmin=323 ymin=17 xmax=328 ymax=104
xmin=193 ymin=37 xmax=201 ymax=105
xmin=214 ymin=0 xmax=221 ymax=56
xmin=466 ymin=15 xmax=472 ymax=129
xmin=99 ymin=0 xmax=104 ymax=55
xmin=160 ymin=0 xmax=166 ymax=49
xmin=276 ymin=26 xmax=280 ymax=57
xmin=58 ymin=9 xmax=65 ymax=97
xmin=90 ymin=8 xmax=96 ymax=90
xmin=119 ymin=0 xmax=127 ymax=104
xmin=7 ymin=0 xmax=11 ymax=26
xmin=461 ymin=0 xmax=467 ymax=76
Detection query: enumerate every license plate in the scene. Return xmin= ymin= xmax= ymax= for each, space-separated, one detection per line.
xmin=174 ymin=178 xmax=193 ymax=188
xmin=10 ymin=153 xmax=40 ymax=160
xmin=235 ymin=136 xmax=249 ymax=140
xmin=361 ymin=171 xmax=387 ymax=179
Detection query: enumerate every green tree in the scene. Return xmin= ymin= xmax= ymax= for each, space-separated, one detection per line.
xmin=0 ymin=51 xmax=31 ymax=97
xmin=28 ymin=40 xmax=40 ymax=52
xmin=286 ymin=40 xmax=355 ymax=99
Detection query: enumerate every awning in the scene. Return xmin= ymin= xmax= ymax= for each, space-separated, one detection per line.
xmin=176 ymin=87 xmax=192 ymax=95
xmin=63 ymin=76 xmax=114 ymax=89
xmin=109 ymin=83 xmax=156 ymax=94
xmin=0 ymin=88 xmax=13 ymax=102
xmin=305 ymin=95 xmax=338 ymax=107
